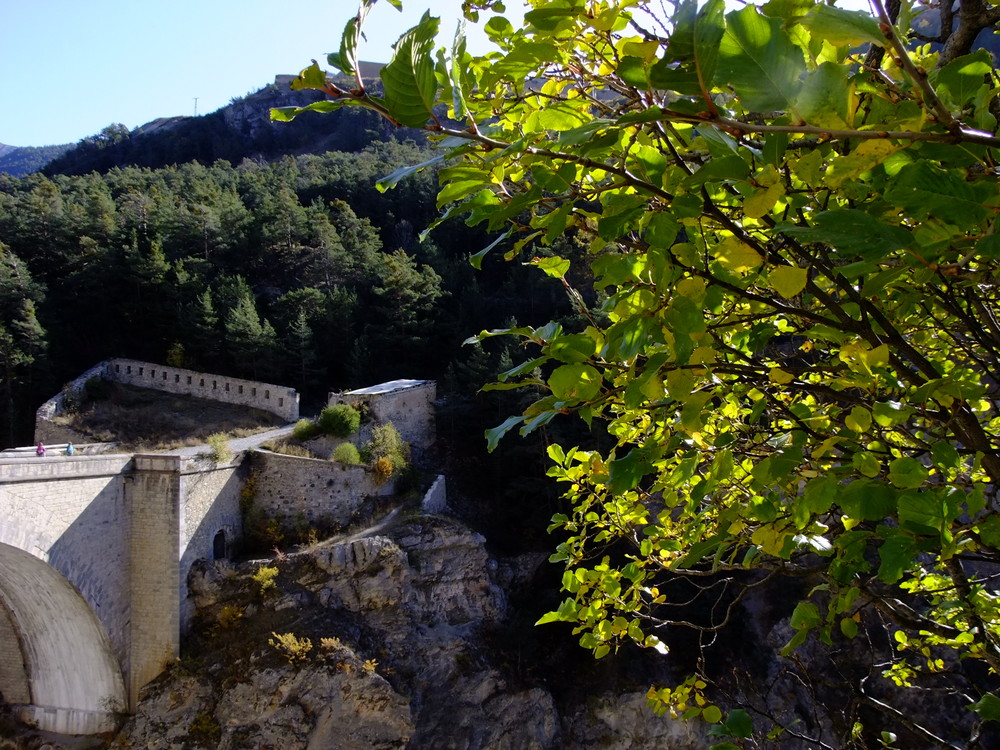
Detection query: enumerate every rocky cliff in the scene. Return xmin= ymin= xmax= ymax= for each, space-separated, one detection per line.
xmin=80 ymin=510 xmax=706 ymax=750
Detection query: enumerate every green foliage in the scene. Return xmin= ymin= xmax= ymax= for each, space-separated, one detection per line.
xmin=283 ymin=0 xmax=1000 ymax=745
xmin=268 ymin=631 xmax=313 ymax=663
xmin=165 ymin=341 xmax=185 ymax=368
xmin=317 ymin=403 xmax=361 ymax=438
xmin=362 ymin=421 xmax=410 ymax=483
xmin=331 ymin=441 xmax=362 ymax=464
xmin=205 ymin=432 xmax=232 ymax=464
xmin=251 ymin=565 xmax=279 ymax=595
xmin=215 ymin=605 xmax=245 ymax=631
xmin=292 ymin=418 xmax=322 ymax=441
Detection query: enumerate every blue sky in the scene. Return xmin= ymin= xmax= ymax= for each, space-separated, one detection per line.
xmin=0 ymin=0 xmax=501 ymax=147
xmin=1 ymin=0 xmax=874 ymax=149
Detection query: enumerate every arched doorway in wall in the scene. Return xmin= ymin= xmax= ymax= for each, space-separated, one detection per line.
xmin=213 ymin=530 xmax=226 ymax=560
xmin=0 ymin=543 xmax=126 ymax=735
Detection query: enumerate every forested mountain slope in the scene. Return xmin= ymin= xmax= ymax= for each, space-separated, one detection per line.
xmin=42 ymin=76 xmax=425 ymax=177
xmin=0 ymin=142 xmax=71 ymax=177
xmin=0 ymin=144 xmax=574 ymax=449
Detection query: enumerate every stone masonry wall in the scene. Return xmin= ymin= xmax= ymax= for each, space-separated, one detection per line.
xmin=249 ymin=451 xmax=394 ymax=530
xmin=0 ymin=455 xmax=132 ymax=668
xmin=333 ymin=380 xmax=436 ymax=463
xmin=107 ymin=359 xmax=299 ymax=421
xmin=177 ymin=457 xmax=243 ymax=631
xmin=0 ymin=597 xmax=29 ymax=704
xmin=126 ymin=455 xmax=182 ymax=709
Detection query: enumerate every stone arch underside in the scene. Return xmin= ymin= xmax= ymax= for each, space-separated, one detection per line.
xmin=0 ymin=543 xmax=126 ymax=735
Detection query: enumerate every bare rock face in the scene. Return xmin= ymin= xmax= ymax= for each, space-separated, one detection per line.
xmin=107 ymin=512 xmax=698 ymax=750
xmin=561 ymin=692 xmax=705 ymax=749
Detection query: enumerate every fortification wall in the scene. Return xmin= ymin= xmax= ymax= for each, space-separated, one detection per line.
xmin=107 ymin=359 xmax=299 ymax=421
xmin=34 ymin=362 xmax=108 ymax=445
xmin=249 ymin=451 xmax=394 ymax=530
xmin=333 ymin=380 xmax=436 ymax=462
xmin=177 ymin=458 xmax=243 ymax=630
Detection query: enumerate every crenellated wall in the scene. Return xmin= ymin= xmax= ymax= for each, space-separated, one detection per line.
xmin=106 ymin=359 xmax=299 ymax=421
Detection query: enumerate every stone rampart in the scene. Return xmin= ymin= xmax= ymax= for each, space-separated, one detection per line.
xmin=333 ymin=380 xmax=436 ymax=463
xmin=34 ymin=362 xmax=108 ymax=445
xmin=107 ymin=359 xmax=299 ymax=421
xmin=249 ymin=451 xmax=394 ymax=530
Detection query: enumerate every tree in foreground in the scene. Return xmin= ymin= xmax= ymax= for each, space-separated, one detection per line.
xmin=277 ymin=0 xmax=1000 ymax=745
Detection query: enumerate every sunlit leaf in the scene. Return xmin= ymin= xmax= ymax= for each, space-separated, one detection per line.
xmin=716 ymin=6 xmax=807 ymax=111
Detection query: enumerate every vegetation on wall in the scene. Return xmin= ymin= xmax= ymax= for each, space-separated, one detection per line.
xmin=276 ymin=0 xmax=1000 ymax=746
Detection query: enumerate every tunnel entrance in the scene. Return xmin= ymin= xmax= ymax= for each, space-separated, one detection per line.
xmin=0 ymin=543 xmax=126 ymax=734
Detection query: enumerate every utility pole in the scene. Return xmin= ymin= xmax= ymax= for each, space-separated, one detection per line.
xmin=193 ymin=98 xmax=199 ymax=117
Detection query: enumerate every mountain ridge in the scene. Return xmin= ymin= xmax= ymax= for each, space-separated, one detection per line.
xmin=40 ymin=69 xmax=411 ymax=177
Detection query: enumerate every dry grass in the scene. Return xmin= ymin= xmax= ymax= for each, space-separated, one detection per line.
xmin=54 ymin=383 xmax=284 ymax=451
xmin=260 ymin=439 xmax=317 ymax=459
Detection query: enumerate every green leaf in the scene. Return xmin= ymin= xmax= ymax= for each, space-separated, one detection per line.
xmin=794 ymin=62 xmax=853 ymax=129
xmin=485 ymin=415 xmax=525 ymax=452
xmin=716 ymin=6 xmax=807 ymax=111
xmin=888 ymin=457 xmax=928 ymax=489
xmin=799 ymin=4 xmax=884 ymax=46
xmin=777 ymin=210 xmax=912 ymax=259
xmin=977 ymin=515 xmax=1000 ymax=550
xmin=328 ymin=1 xmax=375 ymax=76
xmin=447 ymin=20 xmax=470 ymax=118
xmin=702 ymin=705 xmax=723 ymax=724
xmin=609 ymin=449 xmax=653 ymax=494
xmin=970 ymin=693 xmax=1000 ymax=722
xmin=840 ymin=617 xmax=859 ymax=638
xmin=270 ymin=100 xmax=347 ymax=122
xmin=650 ymin=0 xmax=725 ymax=97
xmin=768 ymin=265 xmax=808 ymax=299
xmin=877 ymin=527 xmax=917 ymax=584
xmin=852 ymin=451 xmax=881 ymax=478
xmin=722 ymin=709 xmax=753 ymax=738
xmin=469 ymin=230 xmax=513 ymax=270
xmin=898 ymin=490 xmax=950 ymax=538
xmin=885 ymin=161 xmax=994 ymax=227
xmin=377 ymin=153 xmax=446 ymax=192
xmin=845 ymin=406 xmax=872 ymax=433
xmin=531 ymin=255 xmax=571 ymax=278
xmin=790 ymin=601 xmax=821 ymax=630
xmin=872 ymin=400 xmax=913 ymax=427
xmin=380 ymin=12 xmax=441 ymax=127
xmin=549 ymin=333 xmax=598 ymax=364
xmin=289 ymin=61 xmax=329 ymax=91
xmin=932 ymin=49 xmax=993 ymax=111
xmin=549 ymin=363 xmax=602 ymax=401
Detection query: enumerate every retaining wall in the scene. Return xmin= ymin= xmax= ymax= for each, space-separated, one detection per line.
xmin=249 ymin=451 xmax=394 ymax=530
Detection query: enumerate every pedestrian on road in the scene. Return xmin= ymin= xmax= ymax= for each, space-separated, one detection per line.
xmin=36 ymin=442 xmax=46 ymax=457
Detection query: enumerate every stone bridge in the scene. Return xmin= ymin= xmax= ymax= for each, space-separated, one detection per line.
xmin=0 ymin=449 xmax=247 ymax=735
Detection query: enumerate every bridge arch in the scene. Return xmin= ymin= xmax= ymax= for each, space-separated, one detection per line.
xmin=0 ymin=543 xmax=126 ymax=734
